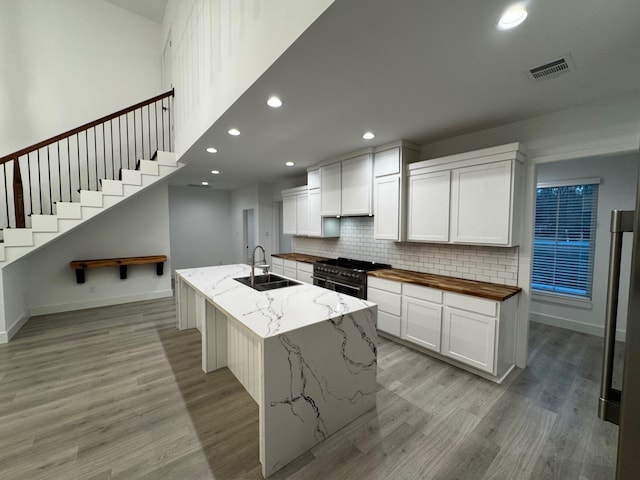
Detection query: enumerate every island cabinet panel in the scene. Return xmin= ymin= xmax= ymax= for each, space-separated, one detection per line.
xmin=407 ymin=170 xmax=450 ymax=242
xmin=373 ymin=175 xmax=400 ymax=240
xmin=226 ymin=317 xmax=262 ymax=404
xmin=450 ymin=160 xmax=512 ymax=245
xmin=320 ymin=162 xmax=341 ymax=216
xmin=341 ymin=154 xmax=372 ymax=215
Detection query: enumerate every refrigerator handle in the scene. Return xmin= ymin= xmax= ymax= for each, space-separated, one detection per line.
xmin=599 ymin=210 xmax=634 ymax=425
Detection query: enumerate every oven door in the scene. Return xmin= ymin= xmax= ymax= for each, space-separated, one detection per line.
xmin=312 ymin=275 xmax=365 ymax=299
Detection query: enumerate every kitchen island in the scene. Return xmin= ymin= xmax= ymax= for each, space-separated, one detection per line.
xmin=174 ymin=264 xmax=378 ymax=477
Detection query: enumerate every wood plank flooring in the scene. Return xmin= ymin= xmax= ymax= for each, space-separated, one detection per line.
xmin=0 ymin=298 xmax=618 ymax=479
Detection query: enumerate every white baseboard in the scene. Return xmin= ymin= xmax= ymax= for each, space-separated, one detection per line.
xmin=28 ymin=290 xmax=174 ymax=317
xmin=530 ymin=311 xmax=626 ymax=342
xmin=0 ymin=311 xmax=31 ymax=344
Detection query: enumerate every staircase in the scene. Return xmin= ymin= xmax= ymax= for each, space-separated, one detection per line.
xmin=0 ymin=90 xmax=180 ymax=268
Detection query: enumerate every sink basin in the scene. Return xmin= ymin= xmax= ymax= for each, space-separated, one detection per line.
xmin=234 ymin=274 xmax=302 ymax=291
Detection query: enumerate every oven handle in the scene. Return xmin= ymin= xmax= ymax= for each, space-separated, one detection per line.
xmin=323 ymin=278 xmax=363 ymax=292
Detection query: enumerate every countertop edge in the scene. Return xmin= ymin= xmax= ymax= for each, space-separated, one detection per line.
xmin=368 ymin=268 xmax=522 ymax=302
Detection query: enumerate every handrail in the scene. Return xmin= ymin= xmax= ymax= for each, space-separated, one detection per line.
xmin=0 ymin=89 xmax=174 ymax=165
xmin=1 ymin=89 xmax=175 ymax=230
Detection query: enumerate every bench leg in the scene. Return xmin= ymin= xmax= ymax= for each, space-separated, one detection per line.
xmin=75 ymin=269 xmax=86 ymax=284
xmin=120 ymin=265 xmax=127 ymax=280
xmin=156 ymin=262 xmax=164 ymax=276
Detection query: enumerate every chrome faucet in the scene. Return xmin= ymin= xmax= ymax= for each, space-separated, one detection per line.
xmin=250 ymin=245 xmax=269 ymax=287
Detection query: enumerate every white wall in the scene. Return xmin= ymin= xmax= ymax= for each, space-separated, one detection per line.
xmin=0 ymin=258 xmax=30 ymax=342
xmin=162 ymin=0 xmax=334 ymax=157
xmin=531 ymin=154 xmax=638 ymax=338
xmin=168 ymin=185 xmax=232 ymax=270
xmin=229 ymin=183 xmax=274 ymax=263
xmin=0 ymin=0 xmax=163 ymax=157
xmin=25 ymin=182 xmax=172 ymax=316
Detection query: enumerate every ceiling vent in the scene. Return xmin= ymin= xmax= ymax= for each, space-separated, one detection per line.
xmin=526 ymin=54 xmax=575 ymax=82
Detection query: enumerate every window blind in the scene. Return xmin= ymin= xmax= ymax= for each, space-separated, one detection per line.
xmin=532 ymin=182 xmax=599 ymax=298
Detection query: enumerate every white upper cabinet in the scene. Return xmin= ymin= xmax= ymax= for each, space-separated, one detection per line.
xmin=341 ymin=154 xmax=373 ymax=216
xmin=374 ymin=176 xmax=400 ymax=240
xmin=282 ymin=193 xmax=297 ymax=235
xmin=320 ymin=162 xmax=341 ymax=216
xmin=372 ymin=142 xmax=420 ymax=241
xmin=450 ymin=160 xmax=512 ymax=245
xmin=281 ymin=185 xmax=308 ymax=236
xmin=407 ymin=170 xmax=450 ymax=242
xmin=407 ymin=142 xmax=524 ymax=247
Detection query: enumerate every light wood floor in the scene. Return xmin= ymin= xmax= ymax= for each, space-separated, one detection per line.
xmin=0 ymin=298 xmax=619 ymax=479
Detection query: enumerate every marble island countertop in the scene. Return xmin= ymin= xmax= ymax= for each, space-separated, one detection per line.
xmin=175 ymin=264 xmax=375 ymax=338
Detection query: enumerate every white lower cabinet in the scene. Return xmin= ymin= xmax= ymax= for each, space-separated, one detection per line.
xmin=296 ymin=262 xmax=313 ymax=284
xmin=402 ymin=285 xmax=442 ymax=352
xmin=284 ymin=260 xmax=297 ymax=279
xmin=442 ymin=305 xmax=496 ymax=374
xmin=271 ymin=257 xmax=284 ymax=276
xmin=368 ymin=276 xmax=518 ymax=383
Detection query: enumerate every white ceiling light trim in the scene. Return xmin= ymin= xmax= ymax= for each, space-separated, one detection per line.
xmin=211 ymin=170 xmax=220 ymax=175
xmin=285 ymin=161 xmax=295 ymax=167
xmin=497 ymin=6 xmax=528 ymax=30
xmin=362 ymin=131 xmax=375 ymax=140
xmin=228 ymin=128 xmax=241 ymax=136
xmin=267 ymin=96 xmax=283 ymax=108
xmin=206 ymin=147 xmax=218 ymax=153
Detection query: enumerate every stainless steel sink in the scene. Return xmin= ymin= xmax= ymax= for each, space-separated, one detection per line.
xmin=234 ymin=274 xmax=301 ymax=291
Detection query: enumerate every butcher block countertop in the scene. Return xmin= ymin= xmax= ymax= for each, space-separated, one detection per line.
xmin=368 ymin=268 xmax=521 ymax=302
xmin=271 ymin=253 xmax=330 ymax=264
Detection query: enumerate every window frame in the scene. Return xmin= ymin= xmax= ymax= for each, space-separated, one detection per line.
xmin=531 ymin=177 xmax=600 ymax=300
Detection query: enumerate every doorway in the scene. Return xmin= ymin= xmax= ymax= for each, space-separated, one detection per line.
xmin=243 ymin=208 xmax=255 ymax=264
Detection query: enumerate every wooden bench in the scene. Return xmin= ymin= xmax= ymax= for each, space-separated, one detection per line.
xmin=69 ymin=255 xmax=167 ymax=284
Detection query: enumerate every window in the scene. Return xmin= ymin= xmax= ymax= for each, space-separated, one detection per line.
xmin=532 ymin=179 xmax=599 ymax=298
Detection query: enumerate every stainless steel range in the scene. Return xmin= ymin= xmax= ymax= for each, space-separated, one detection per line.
xmin=312 ymin=257 xmax=392 ymax=299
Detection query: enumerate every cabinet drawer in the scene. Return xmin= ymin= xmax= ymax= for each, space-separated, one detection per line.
xmin=297 ymin=261 xmax=313 ymax=274
xmin=368 ymin=287 xmax=401 ymax=316
xmin=297 ymin=270 xmax=313 ymax=284
xmin=271 ymin=257 xmax=284 ymax=268
xmin=377 ymin=311 xmax=401 ymax=337
xmin=283 ymin=259 xmax=297 ymax=270
xmin=368 ymin=276 xmax=402 ymax=294
xmin=402 ymin=283 xmax=442 ymax=304
xmin=284 ymin=267 xmax=297 ymax=279
xmin=444 ymin=292 xmax=497 ymax=317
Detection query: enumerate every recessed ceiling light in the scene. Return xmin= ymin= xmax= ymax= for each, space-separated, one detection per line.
xmin=211 ymin=170 xmax=220 ymax=175
xmin=285 ymin=161 xmax=295 ymax=167
xmin=267 ymin=96 xmax=283 ymax=108
xmin=362 ymin=131 xmax=375 ymax=140
xmin=497 ymin=6 xmax=528 ymax=30
xmin=206 ymin=147 xmax=217 ymax=153
xmin=201 ymin=181 xmax=209 ymax=186
xmin=228 ymin=128 xmax=241 ymax=136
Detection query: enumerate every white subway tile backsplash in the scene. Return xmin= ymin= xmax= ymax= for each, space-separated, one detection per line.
xmin=292 ymin=217 xmax=519 ymax=286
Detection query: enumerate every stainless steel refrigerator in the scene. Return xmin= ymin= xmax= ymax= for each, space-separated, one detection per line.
xmin=599 ymin=167 xmax=640 ymax=478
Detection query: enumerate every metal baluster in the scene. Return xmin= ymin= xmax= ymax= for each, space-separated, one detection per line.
xmin=94 ymin=126 xmax=98 ymax=191
xmin=37 ymin=149 xmax=42 ymax=214
xmin=102 ymin=123 xmax=107 ymax=182
xmin=85 ymin=130 xmax=89 ymax=192
xmin=26 ymin=153 xmax=32 ymax=216
xmin=3 ymin=163 xmax=9 ymax=227
xmin=134 ymin=109 xmax=138 ymax=163
xmin=155 ymin=101 xmax=159 ymax=154
xmin=168 ymin=97 xmax=172 ymax=151
xmin=147 ymin=104 xmax=151 ymax=158
xmin=161 ymin=100 xmax=166 ymax=151
xmin=46 ymin=146 xmax=52 ymax=214
xmin=57 ymin=141 xmax=62 ymax=205
xmin=110 ymin=120 xmax=114 ymax=180
xmin=77 ymin=134 xmax=81 ymax=194
xmin=67 ymin=137 xmax=71 ymax=202
xmin=126 ymin=113 xmax=130 ymax=170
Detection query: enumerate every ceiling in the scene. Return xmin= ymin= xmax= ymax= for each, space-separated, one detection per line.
xmin=173 ymin=0 xmax=640 ymax=190
xmin=104 ymin=0 xmax=167 ymax=24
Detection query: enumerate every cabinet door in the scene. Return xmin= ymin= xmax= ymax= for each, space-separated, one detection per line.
xmin=341 ymin=154 xmax=372 ymax=215
xmin=320 ymin=162 xmax=341 ymax=216
xmin=450 ymin=160 xmax=512 ymax=245
xmin=282 ymin=195 xmax=297 ymax=235
xmin=407 ymin=171 xmax=450 ymax=242
xmin=307 ymin=189 xmax=321 ymax=236
xmin=295 ymin=193 xmax=308 ymax=235
xmin=374 ymin=175 xmax=400 ymax=240
xmin=442 ymin=306 xmax=496 ymax=373
xmin=377 ymin=311 xmax=401 ymax=337
xmin=402 ymin=296 xmax=442 ymax=352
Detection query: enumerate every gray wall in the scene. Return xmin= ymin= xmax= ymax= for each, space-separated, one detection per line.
xmin=169 ymin=186 xmax=233 ymax=270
